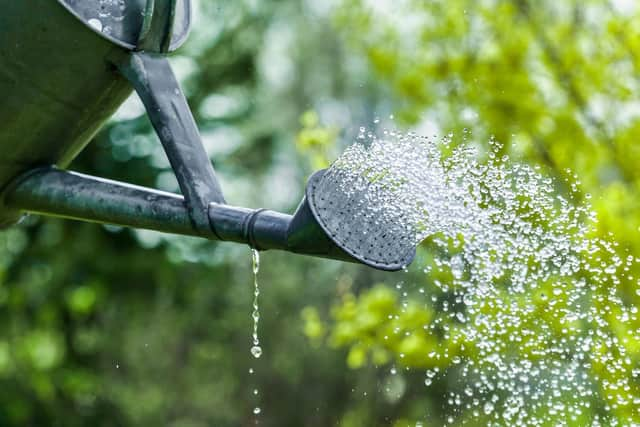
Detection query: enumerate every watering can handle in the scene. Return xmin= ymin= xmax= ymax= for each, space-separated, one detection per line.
xmin=138 ymin=0 xmax=177 ymax=53
xmin=116 ymin=52 xmax=226 ymax=235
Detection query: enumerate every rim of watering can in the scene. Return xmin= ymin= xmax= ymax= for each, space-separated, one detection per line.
xmin=305 ymin=169 xmax=417 ymax=271
xmin=56 ymin=0 xmax=192 ymax=52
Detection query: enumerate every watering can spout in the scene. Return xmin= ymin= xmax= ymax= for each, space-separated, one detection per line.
xmin=1 ymin=168 xmax=383 ymax=268
xmin=207 ymin=169 xmax=416 ymax=270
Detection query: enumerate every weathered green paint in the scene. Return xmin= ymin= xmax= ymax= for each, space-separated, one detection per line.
xmin=0 ymin=0 xmax=132 ymax=225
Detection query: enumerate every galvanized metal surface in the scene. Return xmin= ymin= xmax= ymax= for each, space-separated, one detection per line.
xmin=7 ymin=168 xmax=197 ymax=236
xmin=5 ymin=168 xmax=358 ymax=265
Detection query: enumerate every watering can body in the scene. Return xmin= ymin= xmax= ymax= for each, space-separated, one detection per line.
xmin=0 ymin=0 xmax=224 ymax=232
xmin=0 ymin=0 xmax=133 ymax=222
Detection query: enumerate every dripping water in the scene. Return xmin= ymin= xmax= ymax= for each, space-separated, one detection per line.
xmin=249 ymin=248 xmax=262 ymax=420
xmin=250 ymin=249 xmax=262 ymax=359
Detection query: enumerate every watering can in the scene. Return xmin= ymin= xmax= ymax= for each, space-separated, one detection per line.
xmin=0 ymin=0 xmax=416 ymax=271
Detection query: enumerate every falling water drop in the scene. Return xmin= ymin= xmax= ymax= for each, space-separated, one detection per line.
xmin=483 ymin=402 xmax=494 ymax=415
xmin=251 ymin=345 xmax=262 ymax=359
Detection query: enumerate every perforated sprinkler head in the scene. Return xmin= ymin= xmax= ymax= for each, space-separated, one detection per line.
xmin=288 ymin=170 xmax=417 ymax=271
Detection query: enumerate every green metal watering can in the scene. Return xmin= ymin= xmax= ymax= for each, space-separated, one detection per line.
xmin=0 ymin=0 xmax=417 ymax=271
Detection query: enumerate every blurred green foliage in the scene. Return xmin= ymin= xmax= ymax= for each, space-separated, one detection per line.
xmin=1 ymin=0 xmax=640 ymax=425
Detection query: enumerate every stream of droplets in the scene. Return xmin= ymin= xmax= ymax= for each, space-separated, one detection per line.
xmin=326 ymin=128 xmax=640 ymax=426
xmin=249 ymin=249 xmax=262 ymax=419
xmin=250 ymin=249 xmax=262 ymax=359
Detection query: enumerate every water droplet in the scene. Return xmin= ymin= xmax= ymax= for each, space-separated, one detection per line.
xmin=484 ymin=402 xmax=494 ymax=415
xmin=253 ymin=407 xmax=261 ymax=415
xmin=88 ymin=19 xmax=103 ymax=31
xmin=251 ymin=345 xmax=262 ymax=358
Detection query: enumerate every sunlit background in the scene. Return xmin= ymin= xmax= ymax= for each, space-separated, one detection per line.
xmin=1 ymin=0 xmax=640 ymax=425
